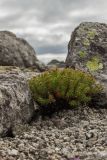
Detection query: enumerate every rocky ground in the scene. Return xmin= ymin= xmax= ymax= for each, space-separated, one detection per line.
xmin=0 ymin=106 xmax=107 ymax=160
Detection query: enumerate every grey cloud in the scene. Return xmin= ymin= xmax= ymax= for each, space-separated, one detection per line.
xmin=36 ymin=44 xmax=67 ymax=55
xmin=0 ymin=0 xmax=107 ymax=63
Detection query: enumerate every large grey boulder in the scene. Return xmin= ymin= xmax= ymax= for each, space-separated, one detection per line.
xmin=66 ymin=22 xmax=107 ymax=107
xmin=66 ymin=22 xmax=107 ymax=72
xmin=0 ymin=68 xmax=38 ymax=137
xmin=0 ymin=31 xmax=45 ymax=71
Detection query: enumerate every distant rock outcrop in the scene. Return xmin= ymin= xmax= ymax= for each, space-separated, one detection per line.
xmin=66 ymin=22 xmax=107 ymax=107
xmin=47 ymin=59 xmax=65 ymax=68
xmin=0 ymin=31 xmax=45 ymax=71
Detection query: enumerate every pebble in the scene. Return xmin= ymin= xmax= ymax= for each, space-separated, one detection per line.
xmin=0 ymin=107 xmax=107 ymax=160
xmin=7 ymin=149 xmax=18 ymax=156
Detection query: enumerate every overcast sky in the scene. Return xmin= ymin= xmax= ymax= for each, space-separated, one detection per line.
xmin=0 ymin=0 xmax=107 ymax=63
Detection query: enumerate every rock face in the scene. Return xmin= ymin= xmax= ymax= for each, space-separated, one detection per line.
xmin=66 ymin=22 xmax=107 ymax=74
xmin=66 ymin=22 xmax=107 ymax=72
xmin=0 ymin=68 xmax=38 ymax=137
xmin=0 ymin=31 xmax=45 ymax=71
xmin=66 ymin=22 xmax=107 ymax=107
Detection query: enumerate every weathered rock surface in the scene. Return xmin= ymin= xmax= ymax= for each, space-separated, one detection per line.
xmin=66 ymin=22 xmax=107 ymax=107
xmin=0 ymin=67 xmax=38 ymax=137
xmin=0 ymin=31 xmax=45 ymax=71
xmin=66 ymin=22 xmax=107 ymax=71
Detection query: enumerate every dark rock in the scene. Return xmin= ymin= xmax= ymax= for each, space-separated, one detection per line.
xmin=47 ymin=59 xmax=65 ymax=68
xmin=66 ymin=22 xmax=107 ymax=107
xmin=0 ymin=31 xmax=45 ymax=71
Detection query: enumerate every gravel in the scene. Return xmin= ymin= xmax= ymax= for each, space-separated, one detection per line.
xmin=0 ymin=106 xmax=107 ymax=160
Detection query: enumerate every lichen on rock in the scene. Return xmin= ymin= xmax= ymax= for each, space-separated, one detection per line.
xmin=86 ymin=56 xmax=103 ymax=72
xmin=66 ymin=22 xmax=107 ymax=107
xmin=66 ymin=22 xmax=107 ymax=74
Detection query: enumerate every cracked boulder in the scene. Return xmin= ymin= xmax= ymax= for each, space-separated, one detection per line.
xmin=0 ymin=70 xmax=38 ymax=137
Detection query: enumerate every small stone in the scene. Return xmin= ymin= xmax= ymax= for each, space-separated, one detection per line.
xmin=98 ymin=151 xmax=107 ymax=158
xmin=85 ymin=132 xmax=93 ymax=140
xmin=7 ymin=149 xmax=18 ymax=156
xmin=55 ymin=147 xmax=60 ymax=152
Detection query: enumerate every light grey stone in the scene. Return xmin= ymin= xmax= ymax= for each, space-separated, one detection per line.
xmin=0 ymin=71 xmax=38 ymax=137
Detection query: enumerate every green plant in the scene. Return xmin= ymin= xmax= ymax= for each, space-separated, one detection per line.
xmin=86 ymin=56 xmax=103 ymax=72
xmin=29 ymin=68 xmax=102 ymax=110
